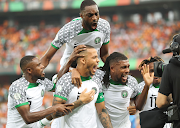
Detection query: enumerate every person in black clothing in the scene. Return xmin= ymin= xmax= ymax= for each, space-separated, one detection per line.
xmin=156 ymin=34 xmax=180 ymax=128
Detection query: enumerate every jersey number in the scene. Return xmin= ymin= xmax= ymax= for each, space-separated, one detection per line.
xmin=150 ymin=96 xmax=157 ymax=107
xmin=77 ymin=92 xmax=81 ymax=100
xmin=28 ymin=101 xmax=32 ymax=106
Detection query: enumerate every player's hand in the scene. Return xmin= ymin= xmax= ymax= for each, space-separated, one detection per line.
xmin=68 ymin=45 xmax=86 ymax=63
xmin=141 ymin=64 xmax=154 ymax=87
xmin=127 ymin=105 xmax=137 ymax=115
xmin=79 ymin=88 xmax=95 ymax=104
xmin=54 ymin=103 xmax=74 ymax=116
xmin=71 ymin=68 xmax=82 ymax=88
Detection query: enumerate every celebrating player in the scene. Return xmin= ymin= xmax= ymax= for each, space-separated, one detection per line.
xmin=52 ymin=45 xmax=113 ymax=128
xmin=41 ymin=0 xmax=110 ymax=69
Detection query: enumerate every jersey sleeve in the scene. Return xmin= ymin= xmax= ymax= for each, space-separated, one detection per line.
xmin=158 ymin=65 xmax=172 ymax=96
xmin=38 ymin=78 xmax=55 ymax=92
xmin=127 ymin=75 xmax=141 ymax=98
xmin=96 ymin=92 xmax=104 ymax=103
xmin=54 ymin=73 xmax=74 ymax=101
xmin=102 ymin=20 xmax=110 ymax=45
xmin=9 ymin=82 xmax=29 ymax=108
xmin=51 ymin=21 xmax=73 ymax=49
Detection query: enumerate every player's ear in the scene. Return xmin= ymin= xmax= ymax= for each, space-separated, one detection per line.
xmin=80 ymin=11 xmax=84 ymax=19
xmin=110 ymin=65 xmax=115 ymax=73
xmin=26 ymin=68 xmax=32 ymax=74
xmin=80 ymin=58 xmax=86 ymax=65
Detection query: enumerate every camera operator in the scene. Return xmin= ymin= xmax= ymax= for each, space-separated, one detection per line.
xmin=156 ymin=34 xmax=180 ymax=128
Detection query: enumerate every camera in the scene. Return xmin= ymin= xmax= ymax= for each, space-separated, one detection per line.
xmin=154 ymin=61 xmax=167 ymax=77
xmin=154 ymin=34 xmax=180 ymax=77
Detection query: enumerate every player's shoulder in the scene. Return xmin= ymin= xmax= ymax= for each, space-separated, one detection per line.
xmin=97 ymin=18 xmax=110 ymax=30
xmin=37 ymin=78 xmax=52 ymax=85
xmin=64 ymin=17 xmax=82 ymax=27
xmin=9 ymin=77 xmax=29 ymax=93
xmin=127 ymin=75 xmax=138 ymax=86
xmin=57 ymin=72 xmax=72 ymax=84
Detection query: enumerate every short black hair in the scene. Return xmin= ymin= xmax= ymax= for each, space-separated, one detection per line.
xmin=20 ymin=56 xmax=36 ymax=71
xmin=101 ymin=52 xmax=128 ymax=88
xmin=80 ymin=0 xmax=97 ymax=12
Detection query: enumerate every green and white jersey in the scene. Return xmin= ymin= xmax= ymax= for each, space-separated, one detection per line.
xmin=96 ymin=74 xmax=142 ymax=128
xmin=6 ymin=77 xmax=55 ymax=128
xmin=54 ymin=71 xmax=104 ymax=128
xmin=51 ymin=17 xmax=110 ymax=67
xmin=139 ymin=81 xmax=159 ymax=111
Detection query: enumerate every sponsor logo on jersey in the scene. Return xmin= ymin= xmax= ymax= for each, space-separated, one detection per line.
xmin=94 ymin=37 xmax=101 ymax=44
xmin=121 ymin=90 xmax=128 ymax=98
xmin=14 ymin=93 xmax=21 ymax=100
xmin=41 ymin=89 xmax=45 ymax=97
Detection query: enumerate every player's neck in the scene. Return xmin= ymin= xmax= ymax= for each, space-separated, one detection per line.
xmin=24 ymin=74 xmax=38 ymax=83
xmin=76 ymin=66 xmax=90 ymax=77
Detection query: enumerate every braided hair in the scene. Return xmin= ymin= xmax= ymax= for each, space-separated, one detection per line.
xmin=138 ymin=56 xmax=164 ymax=71
xmin=100 ymin=52 xmax=128 ymax=88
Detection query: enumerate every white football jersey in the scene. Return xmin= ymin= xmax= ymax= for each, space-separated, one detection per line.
xmin=95 ymin=74 xmax=142 ymax=128
xmin=54 ymin=71 xmax=104 ymax=128
xmin=6 ymin=77 xmax=54 ymax=128
xmin=51 ymin=17 xmax=110 ymax=68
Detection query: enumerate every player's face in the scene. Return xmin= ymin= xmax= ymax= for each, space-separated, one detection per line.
xmin=81 ymin=5 xmax=99 ymax=31
xmin=84 ymin=48 xmax=99 ymax=76
xmin=148 ymin=62 xmax=161 ymax=85
xmin=112 ymin=60 xmax=130 ymax=85
xmin=31 ymin=57 xmax=45 ymax=80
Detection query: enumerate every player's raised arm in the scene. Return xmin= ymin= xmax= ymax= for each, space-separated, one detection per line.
xmin=41 ymin=45 xmax=58 ymax=68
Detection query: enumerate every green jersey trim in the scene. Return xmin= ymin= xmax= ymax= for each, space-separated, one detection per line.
xmin=72 ymin=17 xmax=81 ymax=21
xmin=81 ymin=76 xmax=92 ymax=82
xmin=50 ymin=83 xmax=56 ymax=92
xmin=153 ymin=84 xmax=160 ymax=88
xmin=15 ymin=102 xmax=29 ymax=108
xmin=103 ymin=41 xmax=109 ymax=45
xmin=28 ymin=83 xmax=39 ymax=89
xmin=78 ymin=28 xmax=98 ymax=35
xmin=51 ymin=43 xmax=59 ymax=50
xmin=96 ymin=92 xmax=104 ymax=103
xmin=54 ymin=94 xmax=67 ymax=101
xmin=110 ymin=79 xmax=123 ymax=85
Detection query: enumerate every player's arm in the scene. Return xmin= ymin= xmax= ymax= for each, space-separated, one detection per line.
xmin=95 ymin=101 xmax=113 ymax=128
xmin=135 ymin=64 xmax=153 ymax=111
xmin=52 ymin=88 xmax=95 ymax=118
xmin=57 ymin=45 xmax=86 ymax=80
xmin=100 ymin=43 xmax=109 ymax=63
xmin=16 ymin=103 xmax=72 ymax=124
xmin=41 ymin=45 xmax=58 ymax=68
xmin=156 ymin=92 xmax=171 ymax=108
xmin=127 ymin=100 xmax=137 ymax=115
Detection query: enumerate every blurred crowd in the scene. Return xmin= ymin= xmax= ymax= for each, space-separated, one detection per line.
xmin=0 ymin=0 xmax=72 ymax=2
xmin=0 ymin=16 xmax=179 ymax=67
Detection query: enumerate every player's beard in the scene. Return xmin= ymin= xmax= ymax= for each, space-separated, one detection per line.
xmin=117 ymin=77 xmax=128 ymax=85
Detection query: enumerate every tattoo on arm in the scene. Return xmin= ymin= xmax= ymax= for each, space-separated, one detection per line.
xmin=71 ymin=99 xmax=84 ymax=110
xmin=98 ymin=109 xmax=113 ymax=128
xmin=52 ymin=97 xmax=66 ymax=118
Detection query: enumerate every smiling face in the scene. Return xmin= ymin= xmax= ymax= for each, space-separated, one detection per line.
xmin=80 ymin=5 xmax=99 ymax=31
xmin=83 ymin=48 xmax=99 ymax=76
xmin=148 ymin=62 xmax=161 ymax=85
xmin=110 ymin=60 xmax=130 ymax=85
xmin=29 ymin=57 xmax=45 ymax=80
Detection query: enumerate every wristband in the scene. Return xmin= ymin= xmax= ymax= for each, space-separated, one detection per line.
xmin=38 ymin=118 xmax=52 ymax=127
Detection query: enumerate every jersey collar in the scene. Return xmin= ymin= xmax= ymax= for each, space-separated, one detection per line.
xmin=81 ymin=76 xmax=92 ymax=82
xmin=78 ymin=28 xmax=98 ymax=35
xmin=152 ymin=84 xmax=160 ymax=88
xmin=110 ymin=79 xmax=123 ymax=85
xmin=28 ymin=83 xmax=39 ymax=89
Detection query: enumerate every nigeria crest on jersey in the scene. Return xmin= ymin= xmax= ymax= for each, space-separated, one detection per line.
xmin=121 ymin=90 xmax=128 ymax=98
xmin=41 ymin=89 xmax=45 ymax=97
xmin=94 ymin=37 xmax=101 ymax=44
